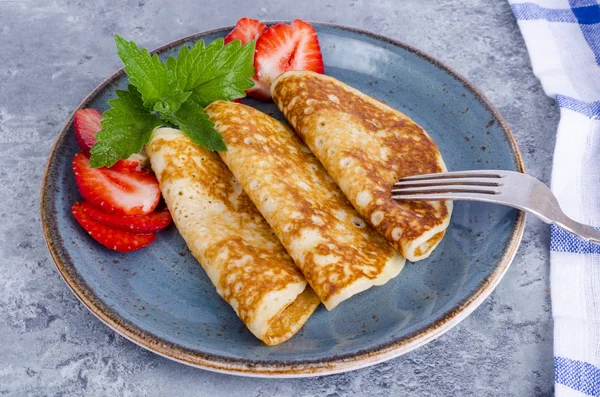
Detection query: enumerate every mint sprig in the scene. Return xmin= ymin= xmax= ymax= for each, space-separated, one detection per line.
xmin=89 ymin=35 xmax=255 ymax=168
xmin=168 ymin=39 xmax=256 ymax=107
xmin=90 ymin=85 xmax=163 ymax=168
xmin=114 ymin=35 xmax=177 ymax=108
xmin=165 ymin=100 xmax=227 ymax=152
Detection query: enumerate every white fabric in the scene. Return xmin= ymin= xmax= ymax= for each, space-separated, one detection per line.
xmin=509 ymin=1 xmax=600 ymax=395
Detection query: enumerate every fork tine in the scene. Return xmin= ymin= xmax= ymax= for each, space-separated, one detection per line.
xmin=393 ymin=177 xmax=503 ymax=188
xmin=391 ymin=185 xmax=501 ymax=195
xmin=391 ymin=192 xmax=501 ymax=201
xmin=400 ymin=170 xmax=504 ymax=181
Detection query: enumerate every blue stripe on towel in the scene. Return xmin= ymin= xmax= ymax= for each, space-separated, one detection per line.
xmin=511 ymin=3 xmax=577 ymax=22
xmin=569 ymin=2 xmax=600 ymax=24
xmin=569 ymin=1 xmax=600 ymax=64
xmin=556 ymin=95 xmax=600 ymax=119
xmin=555 ymin=356 xmax=600 ymax=396
xmin=512 ymin=2 xmax=600 ymax=64
xmin=569 ymin=0 xmax=600 ymax=8
xmin=551 ymin=225 xmax=600 ymax=254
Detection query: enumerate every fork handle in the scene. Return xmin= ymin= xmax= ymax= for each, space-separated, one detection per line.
xmin=552 ymin=214 xmax=600 ymax=244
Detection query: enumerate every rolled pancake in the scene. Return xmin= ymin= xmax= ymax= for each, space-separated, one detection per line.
xmin=146 ymin=127 xmax=320 ymax=346
xmin=271 ymin=71 xmax=453 ymax=262
xmin=205 ymin=101 xmax=405 ymax=310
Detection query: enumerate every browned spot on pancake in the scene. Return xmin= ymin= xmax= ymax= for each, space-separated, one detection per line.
xmin=272 ymin=72 xmax=450 ymax=257
xmin=414 ymin=231 xmax=446 ymax=257
xmin=206 ymin=101 xmax=399 ymax=306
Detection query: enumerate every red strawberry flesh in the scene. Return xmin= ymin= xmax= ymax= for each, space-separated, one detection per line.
xmin=224 ymin=18 xmax=270 ymax=100
xmin=72 ymin=202 xmax=156 ymax=252
xmin=253 ymin=19 xmax=324 ymax=99
xmin=72 ymin=152 xmax=160 ymax=216
xmin=110 ymin=159 xmax=143 ymax=173
xmin=73 ymin=108 xmax=146 ymax=169
xmin=80 ymin=201 xmax=172 ymax=233
xmin=224 ymin=18 xmax=267 ymax=45
xmin=71 ymin=203 xmax=156 ymax=252
xmin=74 ymin=108 xmax=102 ymax=156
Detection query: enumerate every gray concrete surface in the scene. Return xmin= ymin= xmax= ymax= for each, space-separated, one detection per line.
xmin=0 ymin=0 xmax=557 ymax=395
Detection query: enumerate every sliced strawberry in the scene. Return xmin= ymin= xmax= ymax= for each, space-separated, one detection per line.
xmin=237 ymin=77 xmax=272 ymax=101
xmin=110 ymin=159 xmax=143 ymax=173
xmin=73 ymin=108 xmax=147 ymax=169
xmin=72 ymin=152 xmax=160 ymax=216
xmin=224 ymin=18 xmax=267 ymax=45
xmin=72 ymin=202 xmax=156 ymax=252
xmin=253 ymin=19 xmax=324 ymax=100
xmin=74 ymin=108 xmax=102 ymax=156
xmin=224 ymin=18 xmax=270 ymax=100
xmin=80 ymin=201 xmax=172 ymax=233
xmin=246 ymin=78 xmax=272 ymax=100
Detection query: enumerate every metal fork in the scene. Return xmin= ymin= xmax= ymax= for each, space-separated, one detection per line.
xmin=391 ymin=170 xmax=600 ymax=244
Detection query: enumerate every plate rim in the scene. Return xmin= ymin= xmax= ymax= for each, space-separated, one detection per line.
xmin=41 ymin=22 xmax=526 ymax=378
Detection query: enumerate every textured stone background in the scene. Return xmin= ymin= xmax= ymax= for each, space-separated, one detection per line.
xmin=0 ymin=0 xmax=557 ymax=395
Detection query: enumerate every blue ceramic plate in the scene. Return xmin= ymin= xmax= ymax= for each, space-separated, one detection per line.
xmin=41 ymin=23 xmax=525 ymax=377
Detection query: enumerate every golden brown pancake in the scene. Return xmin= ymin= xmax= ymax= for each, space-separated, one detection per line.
xmin=146 ymin=127 xmax=320 ymax=345
xmin=271 ymin=71 xmax=453 ymax=262
xmin=205 ymin=101 xmax=405 ymax=310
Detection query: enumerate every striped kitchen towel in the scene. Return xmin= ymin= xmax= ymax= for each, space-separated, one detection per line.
xmin=509 ymin=1 xmax=600 ymax=395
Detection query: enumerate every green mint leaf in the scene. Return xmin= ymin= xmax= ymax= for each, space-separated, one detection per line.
xmin=168 ymin=100 xmax=227 ymax=152
xmin=94 ymin=36 xmax=254 ymax=163
xmin=114 ymin=34 xmax=174 ymax=108
xmin=152 ymin=90 xmax=192 ymax=119
xmin=89 ymin=85 xmax=163 ymax=168
xmin=168 ymin=38 xmax=255 ymax=107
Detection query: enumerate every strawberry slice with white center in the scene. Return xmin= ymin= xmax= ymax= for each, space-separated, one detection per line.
xmin=224 ymin=17 xmax=267 ymax=45
xmin=72 ymin=202 xmax=156 ymax=252
xmin=74 ymin=108 xmax=102 ymax=156
xmin=224 ymin=18 xmax=270 ymax=101
xmin=253 ymin=19 xmax=324 ymax=100
xmin=72 ymin=152 xmax=160 ymax=216
xmin=80 ymin=201 xmax=172 ymax=233
xmin=73 ymin=108 xmax=147 ymax=170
